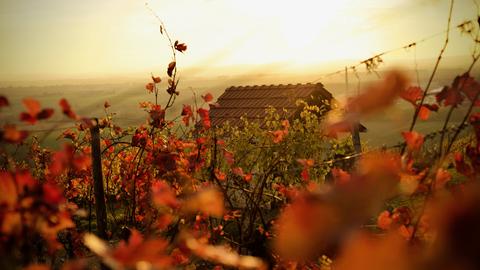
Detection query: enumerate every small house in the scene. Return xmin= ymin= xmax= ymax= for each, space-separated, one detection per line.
xmin=209 ymin=83 xmax=335 ymax=127
xmin=209 ymin=82 xmax=365 ymax=152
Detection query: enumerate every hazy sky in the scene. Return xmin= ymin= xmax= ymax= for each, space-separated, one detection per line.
xmin=0 ymin=0 xmax=478 ymax=81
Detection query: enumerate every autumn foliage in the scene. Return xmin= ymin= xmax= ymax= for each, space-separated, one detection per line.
xmin=2 ymin=11 xmax=480 ymax=270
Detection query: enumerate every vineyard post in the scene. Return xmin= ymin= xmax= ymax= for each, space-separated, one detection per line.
xmin=90 ymin=118 xmax=108 ymax=239
xmin=345 ymin=66 xmax=362 ymax=154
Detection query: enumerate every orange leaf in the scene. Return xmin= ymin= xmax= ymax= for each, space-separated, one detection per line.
xmin=152 ymin=76 xmax=161 ymax=83
xmin=377 ymin=211 xmax=392 ymax=230
xmin=418 ymin=105 xmax=430 ymax=120
xmin=151 ymin=181 xmax=179 ymax=209
xmin=244 ymin=173 xmax=253 ymax=183
xmin=183 ymin=188 xmax=224 ymax=217
xmin=145 ymin=82 xmax=155 ymax=93
xmin=215 ymin=169 xmax=226 ymax=181
xmin=0 ymin=171 xmax=18 ymax=208
xmin=270 ymin=130 xmax=286 ymax=143
xmin=401 ymin=131 xmax=424 ymax=152
xmin=23 ymin=264 xmax=51 ymax=270
xmin=334 ymin=232 xmax=410 ymax=270
xmin=2 ymin=124 xmax=28 ymax=144
xmin=274 ymin=195 xmax=339 ymax=261
xmin=22 ymin=98 xmax=41 ymax=116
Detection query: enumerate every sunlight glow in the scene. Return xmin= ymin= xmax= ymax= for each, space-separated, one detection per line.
xmin=0 ymin=0 xmax=476 ymax=81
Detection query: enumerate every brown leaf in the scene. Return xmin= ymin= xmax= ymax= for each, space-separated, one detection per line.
xmin=167 ymin=61 xmax=176 ymax=77
xmin=152 ymin=76 xmax=161 ymax=83
xmin=345 ymin=70 xmax=409 ymax=115
xmin=174 ymin=40 xmax=187 ymax=53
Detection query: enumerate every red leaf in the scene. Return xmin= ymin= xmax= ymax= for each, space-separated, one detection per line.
xmin=460 ymin=74 xmax=480 ymax=106
xmin=300 ymin=169 xmax=310 ymax=181
xmin=399 ymin=86 xmax=423 ymax=106
xmin=59 ymin=99 xmax=77 ymax=120
xmin=401 ymin=131 xmax=424 ymax=152
xmin=214 ymin=169 xmax=226 ymax=181
xmin=436 ymin=74 xmax=472 ymax=107
xmin=201 ymin=93 xmax=213 ymax=103
xmin=19 ymin=98 xmax=53 ymax=124
xmin=436 ymin=86 xmax=464 ymax=107
xmin=244 ymin=173 xmax=253 ymax=183
xmin=197 ymin=108 xmax=211 ymax=129
xmin=37 ymin=108 xmax=54 ymax=120
xmin=43 ymin=183 xmax=65 ymax=205
xmin=181 ymin=105 xmax=193 ymax=126
xmin=167 ymin=61 xmax=176 ymax=77
xmin=0 ymin=96 xmax=9 ymax=108
xmin=20 ymin=112 xmax=37 ymax=124
xmin=72 ymin=155 xmax=92 ymax=171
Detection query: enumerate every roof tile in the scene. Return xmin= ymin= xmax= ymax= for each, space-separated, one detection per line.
xmin=210 ymin=82 xmax=331 ymax=127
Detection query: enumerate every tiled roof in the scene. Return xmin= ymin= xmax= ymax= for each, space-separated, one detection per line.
xmin=210 ymin=83 xmax=333 ymax=127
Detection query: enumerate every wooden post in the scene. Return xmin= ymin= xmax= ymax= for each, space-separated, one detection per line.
xmin=346 ymin=67 xmax=362 ymax=154
xmin=90 ymin=118 xmax=108 ymax=239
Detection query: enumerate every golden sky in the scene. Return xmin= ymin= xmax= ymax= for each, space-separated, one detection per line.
xmin=0 ymin=0 xmax=478 ymax=81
